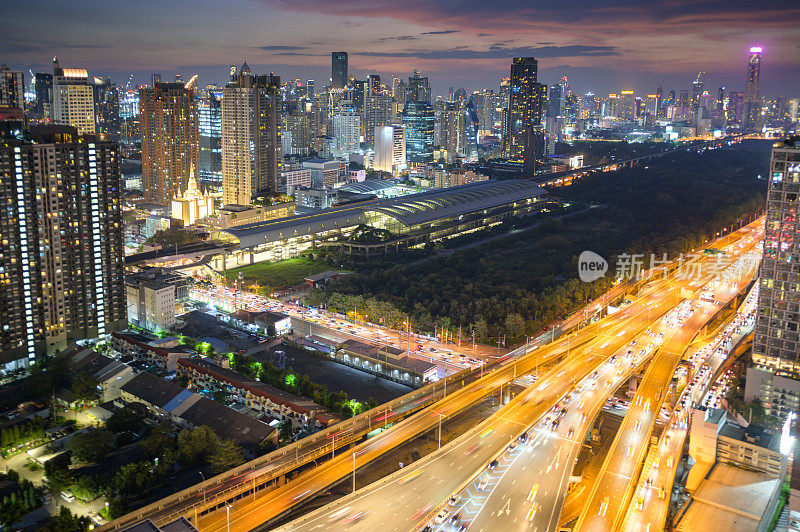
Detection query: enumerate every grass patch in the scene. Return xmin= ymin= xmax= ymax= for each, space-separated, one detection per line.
xmin=225 ymin=257 xmax=335 ymax=289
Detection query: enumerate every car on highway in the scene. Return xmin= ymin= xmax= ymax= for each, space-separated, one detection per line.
xmin=527 ymin=483 xmax=539 ymax=501
xmin=567 ymin=427 xmax=574 ymax=438
xmin=477 ymin=475 xmax=488 ymax=491
xmin=635 ymin=496 xmax=644 ymax=511
xmin=434 ymin=509 xmax=449 ymax=524
xmin=487 ymin=459 xmax=499 ymax=470
xmin=599 ymin=496 xmax=610 ymax=517
xmin=526 ymin=502 xmax=540 ymax=521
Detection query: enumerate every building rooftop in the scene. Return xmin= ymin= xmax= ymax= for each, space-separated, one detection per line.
xmin=179 ymin=396 xmax=275 ymax=450
xmin=121 ymin=371 xmax=186 ymax=409
xmin=178 ymin=358 xmax=323 ymax=415
xmin=211 ymin=179 xmax=546 ymax=249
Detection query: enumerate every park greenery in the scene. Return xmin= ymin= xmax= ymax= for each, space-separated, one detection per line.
xmin=0 ymin=470 xmax=41 ymax=528
xmin=144 ymin=226 xmax=199 ymax=248
xmin=305 ymin=142 xmax=769 ymax=344
xmin=224 ymin=256 xmax=332 ymax=291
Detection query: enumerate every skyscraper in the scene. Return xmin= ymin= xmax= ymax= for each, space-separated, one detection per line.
xmin=139 ymin=82 xmax=199 ymax=206
xmin=331 ymin=52 xmax=348 ymax=89
xmin=374 ymin=125 xmax=406 ymax=174
xmin=402 ymin=100 xmax=434 ymax=163
xmin=744 ymin=45 xmax=763 ymax=130
xmin=52 ymin=57 xmax=96 ymax=134
xmin=745 ymin=136 xmax=800 ymax=418
xmin=332 ymin=101 xmax=361 ymax=155
xmin=222 ymin=64 xmax=281 ymax=205
xmin=91 ymin=77 xmax=120 ymax=140
xmin=0 ymin=65 xmax=24 ymax=112
xmin=198 ymin=91 xmax=223 ymax=189
xmin=503 ymin=57 xmax=545 ymax=162
xmin=407 ymin=69 xmax=431 ymax=103
xmin=364 ymin=91 xmax=392 ymax=149
xmin=33 ymin=72 xmax=53 ymax=117
xmin=0 ymin=125 xmax=126 ymax=368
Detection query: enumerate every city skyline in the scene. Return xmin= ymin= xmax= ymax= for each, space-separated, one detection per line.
xmin=3 ymin=0 xmax=800 ymax=96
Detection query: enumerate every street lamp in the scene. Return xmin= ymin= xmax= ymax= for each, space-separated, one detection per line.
xmin=437 ymin=412 xmax=445 ymax=449
xmin=352 ymin=452 xmax=357 ymax=492
xmin=199 ymin=472 xmax=206 ymax=505
xmin=226 ymin=505 xmax=232 ymax=532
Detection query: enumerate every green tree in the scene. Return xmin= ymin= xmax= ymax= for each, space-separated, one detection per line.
xmin=504 ymin=313 xmax=526 ymax=340
xmin=209 ymin=440 xmax=245 ymax=475
xmin=71 ymin=428 xmax=114 ymax=463
xmin=71 ymin=371 xmax=99 ymax=403
xmin=140 ymin=427 xmax=174 ymax=460
xmin=145 ymin=227 xmax=198 ymax=248
xmin=474 ymin=319 xmax=489 ymax=341
xmin=177 ymin=426 xmax=218 ymax=467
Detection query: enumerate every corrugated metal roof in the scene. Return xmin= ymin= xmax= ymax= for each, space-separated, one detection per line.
xmin=213 ymin=179 xmax=545 ymax=249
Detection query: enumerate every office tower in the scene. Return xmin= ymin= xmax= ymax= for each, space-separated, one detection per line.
xmin=52 ymin=57 xmax=96 ymax=134
xmin=198 ymin=91 xmax=222 ymax=189
xmin=745 ymin=137 xmax=800 ymax=418
xmin=392 ymin=77 xmax=406 ymax=105
xmin=0 ymin=65 xmax=24 ymax=112
xmin=0 ymin=125 xmax=126 ymax=368
xmin=691 ymin=72 xmax=705 ymax=112
xmin=34 ymin=73 xmax=53 ymax=117
xmin=91 ymin=77 xmax=120 ymax=140
xmin=332 ymin=101 xmax=360 ymax=155
xmin=549 ymin=76 xmax=568 ymax=118
xmin=618 ymin=90 xmax=636 ymax=119
xmin=331 ymin=52 xmax=348 ymax=89
xmin=645 ymin=94 xmax=661 ymax=116
xmin=139 ymin=82 xmax=199 ymax=206
xmin=306 ymin=79 xmax=314 ymax=97
xmin=222 ymin=64 xmax=281 ymax=205
xmin=503 ymin=57 xmax=545 ymax=161
xmin=726 ymin=91 xmax=745 ymax=124
xmin=151 ymin=73 xmax=161 ymax=87
xmin=364 ymin=91 xmax=392 ymax=149
xmin=716 ymin=86 xmax=726 ymax=114
xmin=374 ymin=125 xmax=406 ymax=174
xmin=744 ymin=45 xmax=763 ymax=130
xmin=402 ymin=100 xmax=434 ymax=163
xmin=407 ymin=69 xmax=431 ymax=103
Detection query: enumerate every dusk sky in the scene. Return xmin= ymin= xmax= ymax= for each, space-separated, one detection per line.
xmin=5 ymin=0 xmax=800 ymax=97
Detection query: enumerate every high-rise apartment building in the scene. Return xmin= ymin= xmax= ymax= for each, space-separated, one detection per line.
xmin=746 ymin=136 xmax=800 ymax=418
xmin=52 ymin=57 xmax=96 ymax=134
xmin=503 ymin=57 xmax=545 ymax=162
xmin=331 ymin=52 xmax=348 ymax=89
xmin=374 ymin=125 xmax=406 ymax=174
xmin=0 ymin=125 xmax=126 ymax=368
xmin=198 ymin=91 xmax=223 ymax=189
xmin=332 ymin=102 xmax=361 ymax=155
xmin=402 ymin=100 xmax=434 ymax=163
xmin=283 ymin=109 xmax=311 ymax=156
xmin=744 ymin=45 xmax=763 ymax=131
xmin=139 ymin=82 xmax=198 ymax=206
xmin=364 ymin=92 xmax=392 ymax=149
xmin=439 ymin=101 xmax=467 ymax=157
xmin=222 ymin=64 xmax=281 ymax=205
xmin=0 ymin=65 xmax=24 ymax=112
